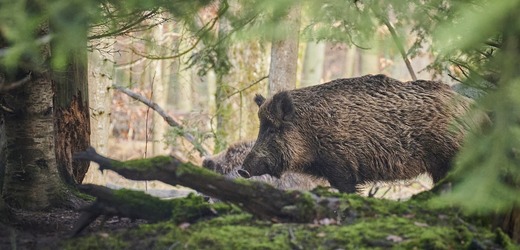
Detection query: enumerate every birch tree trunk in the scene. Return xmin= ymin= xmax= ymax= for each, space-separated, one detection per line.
xmin=300 ymin=42 xmax=325 ymax=87
xmin=84 ymin=37 xmax=115 ymax=185
xmin=268 ymin=5 xmax=301 ymax=95
xmin=151 ymin=20 xmax=169 ymax=156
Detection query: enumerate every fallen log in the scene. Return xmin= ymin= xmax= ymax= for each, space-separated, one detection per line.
xmin=71 ymin=184 xmax=227 ymax=236
xmin=73 ymin=147 xmax=341 ymax=224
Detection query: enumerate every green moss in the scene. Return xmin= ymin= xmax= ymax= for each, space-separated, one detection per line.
xmin=64 ymin=193 xmax=515 ymax=250
xmin=110 ymin=156 xmax=173 ymax=170
xmin=175 ymin=162 xmax=220 ymax=177
xmin=64 ymin=234 xmax=129 ymax=249
xmin=495 ymin=228 xmax=518 ymax=250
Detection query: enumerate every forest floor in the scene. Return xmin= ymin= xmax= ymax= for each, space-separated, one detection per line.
xmin=1 ymin=186 xmax=517 ymax=250
xmin=0 ymin=207 xmax=145 ymax=250
xmin=0 ymin=175 xmax=435 ymax=250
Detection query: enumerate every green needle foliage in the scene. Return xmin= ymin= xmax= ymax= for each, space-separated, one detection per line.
xmin=433 ymin=0 xmax=520 ymax=212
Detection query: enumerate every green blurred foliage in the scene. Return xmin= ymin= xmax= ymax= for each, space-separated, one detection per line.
xmin=0 ymin=0 xmax=213 ymax=72
xmin=432 ymin=0 xmax=520 ymax=212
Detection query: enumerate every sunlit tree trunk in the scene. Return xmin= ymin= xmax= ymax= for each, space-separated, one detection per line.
xmin=213 ymin=17 xmax=232 ymax=153
xmin=151 ymin=19 xmax=170 ymax=156
xmin=268 ymin=5 xmax=301 ymax=95
xmin=301 ymin=42 xmax=325 ymax=87
xmin=84 ymin=37 xmax=115 ymax=185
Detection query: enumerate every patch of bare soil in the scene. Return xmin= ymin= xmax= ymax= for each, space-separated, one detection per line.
xmin=0 ymin=208 xmax=145 ymax=250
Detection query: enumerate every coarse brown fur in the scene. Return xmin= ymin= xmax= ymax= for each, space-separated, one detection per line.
xmin=240 ymin=74 xmax=478 ymax=193
xmin=202 ymin=141 xmax=328 ymax=190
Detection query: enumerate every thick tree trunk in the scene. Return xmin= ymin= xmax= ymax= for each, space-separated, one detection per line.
xmin=0 ymin=25 xmax=90 ymax=210
xmin=268 ymin=5 xmax=301 ymax=95
xmin=53 ymin=45 xmax=90 ymax=185
xmin=1 ymin=69 xmax=62 ymax=209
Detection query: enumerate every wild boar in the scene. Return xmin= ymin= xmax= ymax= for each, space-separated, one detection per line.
xmin=239 ymin=74 xmax=476 ymax=193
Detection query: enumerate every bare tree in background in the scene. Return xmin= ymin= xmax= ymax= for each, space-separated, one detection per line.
xmin=268 ymin=5 xmax=301 ymax=95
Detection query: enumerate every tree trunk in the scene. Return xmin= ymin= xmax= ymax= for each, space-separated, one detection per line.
xmin=84 ymin=36 xmax=114 ymax=185
xmin=268 ymin=5 xmax=301 ymax=95
xmin=151 ymin=18 xmax=169 ymax=156
xmin=1 ymin=69 xmax=63 ymax=209
xmin=213 ymin=17 xmax=232 ymax=153
xmin=0 ymin=25 xmax=90 ymax=210
xmin=53 ymin=43 xmax=91 ymax=186
xmin=300 ymin=42 xmax=325 ymax=87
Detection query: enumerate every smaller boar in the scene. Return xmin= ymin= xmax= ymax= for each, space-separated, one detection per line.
xmin=202 ymin=141 xmax=328 ymax=190
xmin=239 ymin=74 xmax=477 ymax=193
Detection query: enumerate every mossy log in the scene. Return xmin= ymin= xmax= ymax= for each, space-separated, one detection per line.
xmin=71 ymin=185 xmax=226 ymax=236
xmin=73 ymin=147 xmax=341 ymax=224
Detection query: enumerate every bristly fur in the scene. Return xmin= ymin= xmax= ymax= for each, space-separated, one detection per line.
xmin=242 ymin=74 xmax=481 ymax=193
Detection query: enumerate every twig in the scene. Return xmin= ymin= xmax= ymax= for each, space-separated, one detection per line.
xmin=371 ymin=8 xmax=417 ymax=81
xmin=226 ymin=75 xmax=269 ymax=99
xmin=0 ymin=73 xmax=31 ymax=93
xmin=112 ymin=84 xmax=210 ymax=157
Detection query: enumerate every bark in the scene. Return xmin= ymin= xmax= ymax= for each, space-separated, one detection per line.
xmin=53 ymin=43 xmax=91 ymax=185
xmin=74 ymin=147 xmax=341 ymax=223
xmin=0 ymin=26 xmax=64 ymax=210
xmin=268 ymin=5 xmax=301 ymax=95
xmin=498 ymin=206 xmax=520 ymax=243
xmin=1 ymin=69 xmax=62 ymax=209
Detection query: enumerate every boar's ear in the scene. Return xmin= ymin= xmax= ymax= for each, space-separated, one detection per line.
xmin=272 ymin=91 xmax=295 ymax=122
xmin=254 ymin=94 xmax=266 ymax=107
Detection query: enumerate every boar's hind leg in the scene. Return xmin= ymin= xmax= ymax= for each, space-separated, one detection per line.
xmin=430 ymin=162 xmax=451 ymax=184
xmin=326 ymin=175 xmax=357 ymax=193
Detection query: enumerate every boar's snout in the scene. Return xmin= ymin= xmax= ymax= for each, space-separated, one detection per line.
xmin=237 ymin=169 xmax=251 ymax=178
xmin=202 ymin=158 xmax=215 ymax=170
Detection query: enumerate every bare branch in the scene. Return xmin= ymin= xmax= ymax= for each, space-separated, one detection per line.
xmin=371 ymin=8 xmax=417 ymax=81
xmin=226 ymin=75 xmax=269 ymax=99
xmin=128 ymin=14 xmax=220 ymax=60
xmin=0 ymin=73 xmax=31 ymax=93
xmin=88 ymin=10 xmax=160 ymax=40
xmin=112 ymin=84 xmax=210 ymax=157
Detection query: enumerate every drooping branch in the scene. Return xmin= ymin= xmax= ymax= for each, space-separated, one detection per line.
xmin=383 ymin=18 xmax=417 ymax=81
xmin=226 ymin=75 xmax=269 ymax=99
xmin=371 ymin=8 xmax=417 ymax=81
xmin=74 ymin=147 xmax=341 ymax=223
xmin=112 ymin=85 xmax=210 ymax=157
xmin=0 ymin=73 xmax=31 ymax=93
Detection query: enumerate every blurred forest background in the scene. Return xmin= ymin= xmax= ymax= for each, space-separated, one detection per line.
xmin=83 ymin=2 xmax=454 ymax=196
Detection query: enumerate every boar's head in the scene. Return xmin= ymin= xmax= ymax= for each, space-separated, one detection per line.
xmin=239 ymin=92 xmax=312 ymax=179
